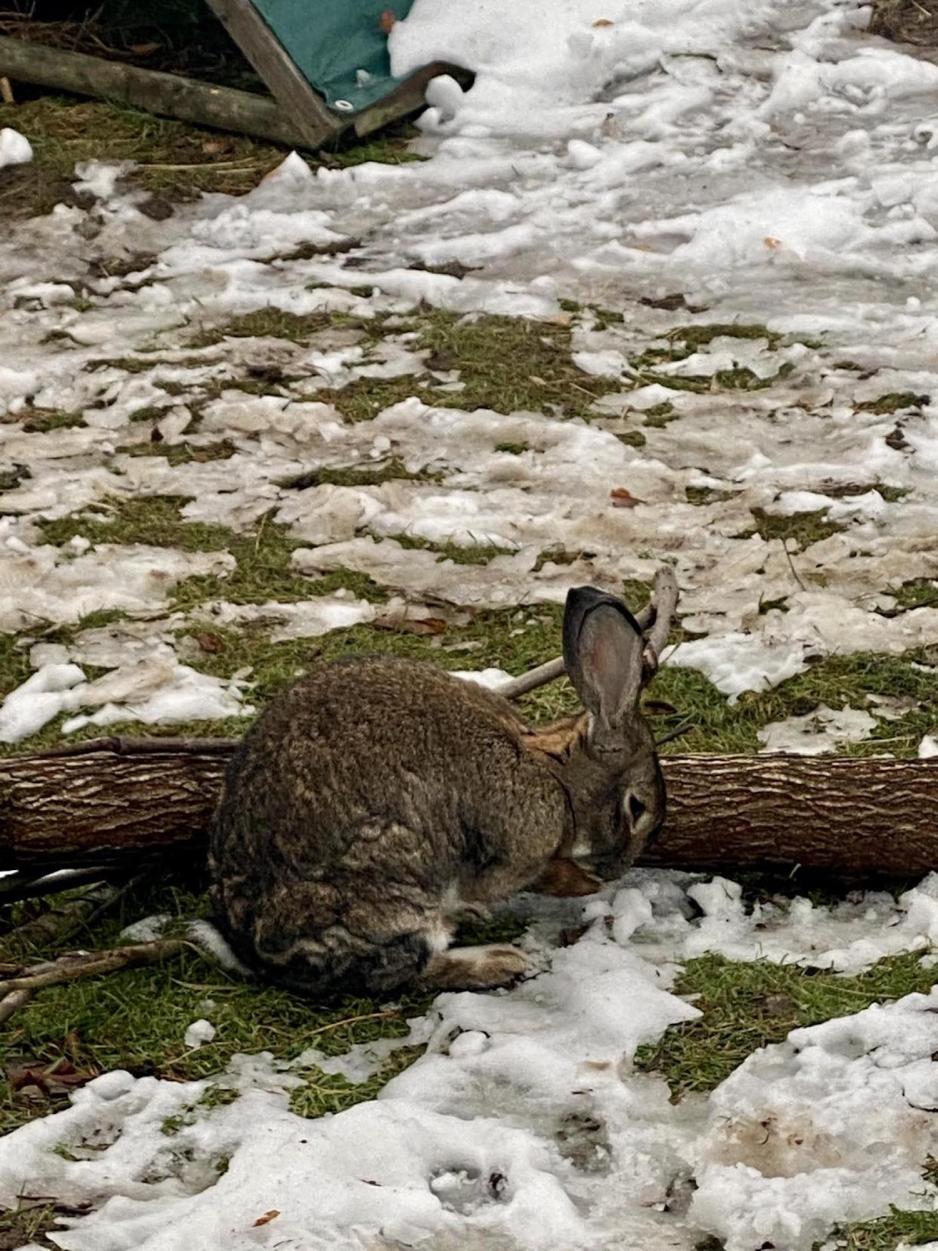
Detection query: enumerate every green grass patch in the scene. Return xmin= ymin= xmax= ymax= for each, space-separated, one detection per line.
xmin=666 ymin=322 xmax=781 ymax=350
xmin=280 ymin=458 xmax=439 ymax=491
xmin=0 ymin=94 xmax=423 ymax=223
xmin=642 ymin=402 xmax=677 ymax=427
xmin=649 ymin=649 xmax=936 ymax=756
xmin=821 ymin=1207 xmax=938 ymax=1250
xmin=119 ymin=439 xmax=237 ymax=466
xmin=495 ymin=442 xmax=531 ymax=455
xmin=685 ymin=486 xmax=737 ymax=505
xmin=19 ymin=407 xmax=86 ymax=433
xmin=743 ymin=506 xmax=844 ymax=548
xmin=890 ymin=579 xmax=938 ymax=612
xmin=864 ymin=392 xmax=930 ymax=415
xmin=0 ymin=884 xmax=432 ymax=1136
xmin=635 ymin=951 xmax=936 ymax=1098
xmin=186 ymin=309 xmax=350 ymax=349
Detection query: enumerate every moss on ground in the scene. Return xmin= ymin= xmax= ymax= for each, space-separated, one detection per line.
xmin=0 ymin=95 xmax=421 ymax=222
xmin=864 ymin=392 xmax=930 ymax=415
xmin=891 ymin=579 xmax=938 ymax=611
xmin=743 ymin=506 xmax=844 ymax=548
xmin=634 ymin=951 xmax=936 ymax=1097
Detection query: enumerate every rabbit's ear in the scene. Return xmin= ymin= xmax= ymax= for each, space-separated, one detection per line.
xmin=563 ymin=588 xmax=644 ymax=734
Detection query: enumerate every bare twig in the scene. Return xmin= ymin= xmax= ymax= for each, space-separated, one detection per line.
xmin=0 ymin=939 xmax=188 ymax=996
xmin=0 ymin=988 xmax=32 ymax=1026
xmin=782 ymin=537 xmax=807 ymax=592
xmin=0 ymin=75 xmax=13 ymax=104
xmin=495 ymin=656 xmax=566 ymax=701
xmin=644 ymin=567 xmax=680 ymax=666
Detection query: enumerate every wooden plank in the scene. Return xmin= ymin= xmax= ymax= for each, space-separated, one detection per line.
xmin=0 ymin=34 xmax=323 ymax=149
xmin=204 ymin=0 xmax=343 ymax=149
xmin=353 ymin=61 xmax=473 ymax=139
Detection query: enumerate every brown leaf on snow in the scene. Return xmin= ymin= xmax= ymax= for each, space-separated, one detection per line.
xmin=610 ymin=487 xmax=646 ymax=508
xmin=764 ymin=236 xmax=781 ymax=251
xmin=592 ymin=18 xmax=614 ymax=26
xmin=379 ymin=9 xmax=397 ymax=32
xmin=252 ymin=1210 xmax=281 ymax=1227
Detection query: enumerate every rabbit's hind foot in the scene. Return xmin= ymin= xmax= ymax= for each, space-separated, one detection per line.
xmin=421 ymin=944 xmax=530 ymax=990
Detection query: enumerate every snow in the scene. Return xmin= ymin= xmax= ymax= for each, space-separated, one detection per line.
xmin=0 ymin=126 xmax=32 ymax=168
xmin=4 ymin=0 xmax=938 ymax=1243
xmin=183 ymin=1020 xmax=217 ymax=1050
xmin=4 ymin=874 xmax=938 ymax=1248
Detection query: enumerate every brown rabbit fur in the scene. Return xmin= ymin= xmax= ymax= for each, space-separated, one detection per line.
xmin=208 ymin=585 xmax=668 ymax=1000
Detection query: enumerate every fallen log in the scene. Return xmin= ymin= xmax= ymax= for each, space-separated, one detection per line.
xmin=1 ymin=738 xmax=936 ymax=884
xmin=0 ymin=34 xmax=337 ymax=149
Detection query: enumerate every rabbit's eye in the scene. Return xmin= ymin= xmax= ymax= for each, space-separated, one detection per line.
xmin=627 ymin=794 xmax=646 ymax=825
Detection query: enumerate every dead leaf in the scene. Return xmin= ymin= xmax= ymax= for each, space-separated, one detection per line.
xmin=374 ymin=615 xmax=447 ymax=637
xmin=379 ymin=8 xmax=397 ymax=32
xmin=8 ymin=1058 xmax=98 ymax=1097
xmin=559 ymin=924 xmax=590 ymax=947
xmin=610 ymin=487 xmax=646 ymax=508
xmin=252 ymin=1210 xmax=280 ymax=1227
xmin=763 ymin=236 xmax=781 ymax=251
xmin=592 ymin=18 xmax=614 ymax=26
xmin=129 ymin=41 xmax=161 ymax=55
xmin=197 ymin=633 xmax=222 ymax=653
xmin=201 ymin=138 xmax=234 ymax=156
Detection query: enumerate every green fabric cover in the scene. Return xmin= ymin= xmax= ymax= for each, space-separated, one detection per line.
xmin=251 ymin=0 xmax=418 ymax=114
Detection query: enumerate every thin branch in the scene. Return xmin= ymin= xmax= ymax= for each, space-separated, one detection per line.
xmin=644 ymin=567 xmax=680 ymax=663
xmin=782 ymin=537 xmax=807 ymax=592
xmin=495 ymin=656 xmax=566 ymax=701
xmin=0 ymin=939 xmax=189 ymax=996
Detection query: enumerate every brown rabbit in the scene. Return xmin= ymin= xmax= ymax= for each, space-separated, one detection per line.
xmin=208 ymin=572 xmax=677 ymax=1000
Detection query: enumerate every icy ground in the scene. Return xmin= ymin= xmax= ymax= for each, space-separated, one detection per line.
xmin=2 ymin=0 xmax=938 ymax=1243
xmin=7 ymin=873 xmax=938 ymax=1250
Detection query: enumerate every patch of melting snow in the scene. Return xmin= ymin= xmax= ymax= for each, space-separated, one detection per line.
xmin=5 ymin=873 xmax=938 ymax=1249
xmin=756 ymin=704 xmax=879 ymax=754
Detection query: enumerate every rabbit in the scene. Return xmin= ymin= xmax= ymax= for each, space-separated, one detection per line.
xmin=208 ymin=574 xmax=676 ymax=1000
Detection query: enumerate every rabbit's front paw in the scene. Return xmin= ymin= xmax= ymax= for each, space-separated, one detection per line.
xmin=422 ymin=944 xmax=531 ymax=990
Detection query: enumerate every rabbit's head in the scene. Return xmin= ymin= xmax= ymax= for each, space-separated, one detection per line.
xmin=534 ymin=573 xmax=676 ymax=883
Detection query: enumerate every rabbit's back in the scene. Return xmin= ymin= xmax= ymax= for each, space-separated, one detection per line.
xmin=208 ymin=656 xmax=565 ymax=995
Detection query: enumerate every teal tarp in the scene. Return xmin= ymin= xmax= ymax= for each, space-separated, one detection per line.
xmin=252 ymin=0 xmax=417 ymax=114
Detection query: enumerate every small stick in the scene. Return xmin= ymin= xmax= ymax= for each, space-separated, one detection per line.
xmin=496 ymin=656 xmax=566 ymax=701
xmin=0 ymin=939 xmax=189 ymax=996
xmin=0 ymin=76 xmax=13 ymax=104
xmin=782 ymin=537 xmax=807 ymax=592
xmin=643 ymin=567 xmax=680 ymax=670
xmin=0 ymin=988 xmax=32 ymax=1026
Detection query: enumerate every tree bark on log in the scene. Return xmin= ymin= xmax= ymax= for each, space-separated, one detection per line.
xmin=1 ymin=738 xmax=936 ymax=883
xmin=0 ymin=34 xmax=338 ymax=149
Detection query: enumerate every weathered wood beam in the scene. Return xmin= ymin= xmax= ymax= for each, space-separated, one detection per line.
xmin=0 ymin=738 xmax=935 ymax=884
xmin=0 ymin=33 xmax=338 ymax=149
xmin=202 ymin=0 xmax=342 ymax=148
